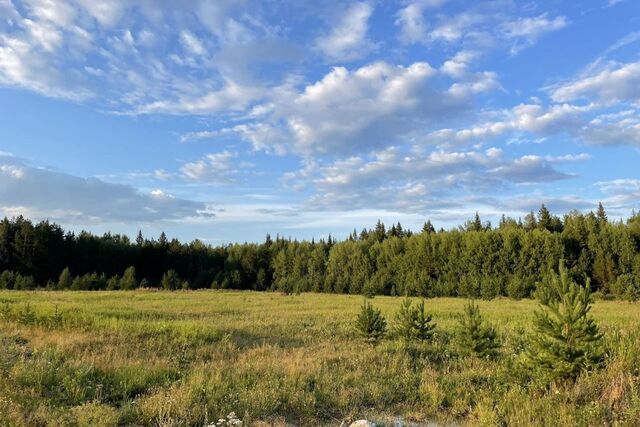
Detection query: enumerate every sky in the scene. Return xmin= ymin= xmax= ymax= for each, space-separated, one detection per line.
xmin=0 ymin=0 xmax=639 ymax=243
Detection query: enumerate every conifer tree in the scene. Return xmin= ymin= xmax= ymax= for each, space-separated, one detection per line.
xmin=393 ymin=298 xmax=436 ymax=341
xmin=57 ymin=267 xmax=72 ymax=289
xmin=538 ymin=204 xmax=553 ymax=231
xmin=354 ymin=300 xmax=387 ymax=344
xmin=161 ymin=269 xmax=180 ymax=290
xmin=120 ymin=266 xmax=137 ymax=290
xmin=524 ymin=264 xmax=603 ymax=381
xmin=457 ymin=300 xmax=500 ymax=358
xmin=422 ymin=220 xmax=435 ymax=234
xmin=596 ymin=202 xmax=608 ymax=225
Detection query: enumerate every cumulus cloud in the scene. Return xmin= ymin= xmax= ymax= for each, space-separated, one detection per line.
xmin=215 ymin=60 xmax=503 ymax=156
xmin=396 ymin=3 xmax=428 ymax=44
xmin=315 ymin=2 xmax=374 ymax=61
xmin=425 ymin=102 xmax=593 ymax=146
xmin=551 ymin=61 xmax=640 ymax=103
xmin=0 ymin=154 xmax=212 ymax=223
xmin=283 ymin=146 xmax=585 ymax=211
xmin=580 ymin=110 xmax=640 ymax=146
xmin=181 ymin=151 xmax=239 ymax=183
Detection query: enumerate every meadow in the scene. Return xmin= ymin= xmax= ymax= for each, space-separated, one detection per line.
xmin=1 ymin=290 xmax=639 ymax=426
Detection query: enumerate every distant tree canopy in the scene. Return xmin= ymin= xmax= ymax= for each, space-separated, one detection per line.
xmin=0 ymin=205 xmax=639 ymax=299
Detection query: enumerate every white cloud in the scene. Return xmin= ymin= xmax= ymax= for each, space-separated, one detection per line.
xmin=133 ymin=81 xmax=262 ymax=115
xmin=248 ymin=61 xmax=444 ymax=156
xmin=181 ymin=151 xmax=239 ymax=183
xmin=315 ymin=2 xmax=374 ymax=61
xmin=396 ymin=3 xmax=427 ymax=44
xmin=0 ymin=155 xmax=212 ymax=223
xmin=502 ymin=14 xmax=568 ymax=54
xmin=551 ymin=61 xmax=640 ymax=103
xmin=180 ymin=31 xmax=206 ymax=56
xmin=581 ymin=110 xmax=640 ymax=146
xmin=284 ymin=146 xmax=581 ymax=212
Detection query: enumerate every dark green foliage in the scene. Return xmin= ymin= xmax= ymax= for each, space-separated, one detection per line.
xmin=354 ymin=300 xmax=387 ymax=344
xmin=457 ymin=300 xmax=500 ymax=358
xmin=0 ymin=270 xmax=15 ymax=289
xmin=14 ymin=274 xmax=36 ymax=290
xmin=393 ymin=298 xmax=436 ymax=341
xmin=161 ymin=270 xmax=180 ymax=290
xmin=524 ymin=264 xmax=603 ymax=381
xmin=0 ymin=204 xmax=639 ymax=298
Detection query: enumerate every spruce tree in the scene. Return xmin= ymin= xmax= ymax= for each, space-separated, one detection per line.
xmin=354 ymin=300 xmax=387 ymax=344
xmin=393 ymin=298 xmax=436 ymax=342
xmin=538 ymin=204 xmax=553 ymax=231
xmin=524 ymin=264 xmax=603 ymax=381
xmin=457 ymin=300 xmax=500 ymax=358
xmin=596 ymin=202 xmax=608 ymax=225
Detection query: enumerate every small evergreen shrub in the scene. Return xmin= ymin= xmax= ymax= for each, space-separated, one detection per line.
xmin=354 ymin=300 xmax=387 ymax=344
xmin=393 ymin=298 xmax=436 ymax=341
xmin=610 ymin=273 xmax=639 ymax=301
xmin=106 ymin=276 xmax=120 ymax=290
xmin=120 ymin=266 xmax=138 ymax=290
xmin=524 ymin=264 xmax=603 ymax=382
xmin=457 ymin=300 xmax=500 ymax=358
xmin=161 ymin=270 xmax=181 ymax=290
xmin=58 ymin=267 xmax=73 ymax=290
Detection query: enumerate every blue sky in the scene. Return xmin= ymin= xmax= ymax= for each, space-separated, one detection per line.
xmin=0 ymin=0 xmax=639 ymax=243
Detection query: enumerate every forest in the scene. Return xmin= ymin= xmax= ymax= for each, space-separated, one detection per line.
xmin=1 ymin=203 xmax=639 ymax=300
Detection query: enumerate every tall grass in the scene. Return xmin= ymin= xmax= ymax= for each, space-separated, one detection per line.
xmin=0 ymin=290 xmax=639 ymax=426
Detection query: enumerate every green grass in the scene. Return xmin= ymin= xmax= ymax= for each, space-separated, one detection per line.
xmin=1 ymin=290 xmax=639 ymax=426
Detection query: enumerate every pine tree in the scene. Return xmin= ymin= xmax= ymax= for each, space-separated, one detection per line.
xmin=136 ymin=230 xmax=144 ymax=246
xmin=374 ymin=220 xmax=386 ymax=242
xmin=354 ymin=300 xmax=387 ymax=344
xmin=393 ymin=298 xmax=436 ymax=341
xmin=106 ymin=275 xmax=120 ymax=290
xmin=57 ymin=267 xmax=72 ymax=289
xmin=468 ymin=212 xmax=483 ymax=232
xmin=161 ymin=269 xmax=180 ymax=290
xmin=524 ymin=264 xmax=603 ymax=381
xmin=524 ymin=210 xmax=537 ymax=231
xmin=422 ymin=220 xmax=435 ymax=234
xmin=158 ymin=232 xmax=168 ymax=247
xmin=457 ymin=300 xmax=500 ymax=358
xmin=120 ymin=266 xmax=137 ymax=290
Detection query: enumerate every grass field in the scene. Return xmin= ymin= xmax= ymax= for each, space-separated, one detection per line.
xmin=1 ymin=291 xmax=639 ymax=426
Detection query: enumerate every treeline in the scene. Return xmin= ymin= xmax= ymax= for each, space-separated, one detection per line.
xmin=1 ymin=204 xmax=639 ymax=299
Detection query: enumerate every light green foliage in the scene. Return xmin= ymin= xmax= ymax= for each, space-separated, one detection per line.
xmin=393 ymin=298 xmax=436 ymax=341
xmin=161 ymin=269 xmax=180 ymax=290
xmin=457 ymin=300 xmax=500 ymax=358
xmin=354 ymin=299 xmax=387 ymax=343
xmin=120 ymin=266 xmax=137 ymax=290
xmin=525 ymin=264 xmax=603 ymax=381
xmin=611 ymin=273 xmax=639 ymax=301
xmin=106 ymin=275 xmax=120 ymax=290
xmin=57 ymin=267 xmax=73 ymax=289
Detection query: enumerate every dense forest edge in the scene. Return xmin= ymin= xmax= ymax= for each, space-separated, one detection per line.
xmin=1 ymin=203 xmax=639 ymax=300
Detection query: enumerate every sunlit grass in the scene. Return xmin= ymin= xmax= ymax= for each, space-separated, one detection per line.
xmin=1 ymin=290 xmax=639 ymax=426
